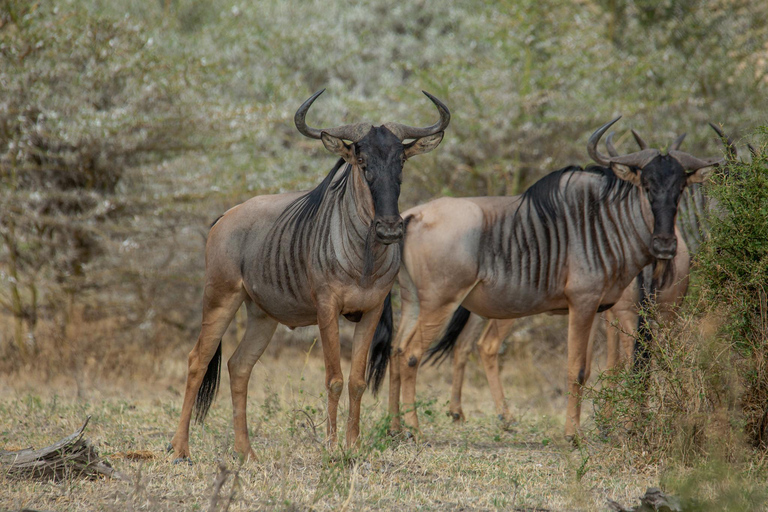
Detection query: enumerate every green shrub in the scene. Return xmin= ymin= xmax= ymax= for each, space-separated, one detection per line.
xmin=697 ymin=130 xmax=768 ymax=447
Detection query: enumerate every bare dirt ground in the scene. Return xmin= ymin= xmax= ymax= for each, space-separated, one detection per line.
xmin=0 ymin=324 xmax=661 ymax=511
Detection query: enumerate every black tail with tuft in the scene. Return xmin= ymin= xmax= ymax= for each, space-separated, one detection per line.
xmin=367 ymin=293 xmax=393 ymax=395
xmin=423 ymin=306 xmax=472 ymax=366
xmin=193 ymin=341 xmax=222 ymax=424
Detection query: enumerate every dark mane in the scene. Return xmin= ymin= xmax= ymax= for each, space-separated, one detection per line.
xmin=514 ymin=164 xmax=635 ymax=222
xmin=277 ymin=158 xmax=352 ymax=227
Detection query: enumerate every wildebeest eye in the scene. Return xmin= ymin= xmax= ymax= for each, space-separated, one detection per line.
xmin=357 ymin=157 xmax=365 ymax=166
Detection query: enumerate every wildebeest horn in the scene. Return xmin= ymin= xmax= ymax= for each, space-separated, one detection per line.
xmin=708 ymin=122 xmax=737 ymax=160
xmin=607 ymin=149 xmax=662 ymax=168
xmin=668 ymin=150 xmax=723 ymax=171
xmin=382 ymin=91 xmax=451 ymax=141
xmin=589 ymin=117 xmax=662 ymax=168
xmin=605 ymin=132 xmax=620 ymax=157
xmin=607 ymin=130 xmax=656 ymax=157
xmin=294 ymin=89 xmax=373 ymax=142
xmin=588 ymin=117 xmax=622 ymax=165
xmin=670 ymin=132 xmax=687 ymax=151
xmin=631 ymin=129 xmax=649 ymax=150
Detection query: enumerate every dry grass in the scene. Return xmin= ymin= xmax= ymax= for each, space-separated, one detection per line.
xmin=0 ymin=315 xmax=671 ymax=511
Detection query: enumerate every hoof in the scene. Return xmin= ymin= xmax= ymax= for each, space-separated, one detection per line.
xmin=165 ymin=443 xmax=173 ymax=453
xmin=448 ymin=411 xmax=465 ymax=423
xmin=565 ymin=433 xmax=583 ymax=448
xmin=173 ymin=457 xmax=193 ymax=465
xmin=498 ymin=415 xmax=517 ymax=432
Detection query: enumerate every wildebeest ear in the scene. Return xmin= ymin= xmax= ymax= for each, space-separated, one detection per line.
xmin=404 ymin=132 xmax=444 ymax=159
xmin=610 ymin=162 xmax=642 ymax=186
xmin=687 ymin=165 xmax=715 ymax=184
xmin=321 ymin=132 xmax=355 ymax=161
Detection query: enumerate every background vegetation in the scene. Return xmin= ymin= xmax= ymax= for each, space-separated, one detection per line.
xmin=1 ymin=0 xmax=767 ymax=509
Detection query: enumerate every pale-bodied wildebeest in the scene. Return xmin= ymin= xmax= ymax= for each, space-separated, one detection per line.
xmin=385 ymin=118 xmax=725 ymax=440
xmin=170 ymin=90 xmax=450 ymax=462
xmin=421 ymin=131 xmax=693 ymax=425
xmin=424 ymin=236 xmax=689 ymax=426
xmin=422 ymin=124 xmax=740 ymax=426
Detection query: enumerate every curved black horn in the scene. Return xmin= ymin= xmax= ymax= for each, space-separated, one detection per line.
xmin=670 ymin=132 xmax=687 ymax=151
xmin=383 ymin=91 xmax=451 ymax=141
xmin=668 ymin=150 xmax=723 ymax=171
xmin=630 ymin=129 xmax=649 ymax=150
xmin=587 ymin=117 xmax=622 ymax=165
xmin=294 ymin=89 xmax=373 ymax=142
xmin=608 ymin=149 xmax=661 ymax=169
xmin=708 ymin=122 xmax=737 ymax=160
xmin=605 ymin=132 xmax=620 ymax=157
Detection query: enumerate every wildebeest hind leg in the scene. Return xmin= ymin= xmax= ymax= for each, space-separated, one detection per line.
xmin=448 ymin=313 xmax=486 ymax=423
xmin=477 ymin=318 xmax=517 ymax=426
xmin=171 ymin=287 xmax=247 ymax=461
xmin=401 ymin=298 xmax=471 ymax=433
xmin=227 ymin=300 xmax=278 ymax=461
xmin=389 ymin=269 xmax=420 ymax=433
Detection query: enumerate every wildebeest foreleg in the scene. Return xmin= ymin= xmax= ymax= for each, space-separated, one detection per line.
xmin=605 ymin=310 xmax=620 ymax=370
xmin=227 ymin=300 xmax=278 ymax=461
xmin=171 ymin=287 xmax=246 ymax=461
xmin=564 ymin=305 xmax=599 ymax=440
xmin=582 ymin=315 xmax=599 ymax=385
xmin=605 ymin=307 xmax=638 ymax=368
xmin=345 ymin=304 xmax=385 ymax=447
xmin=317 ymin=300 xmax=343 ymax=448
xmin=476 ymin=318 xmax=517 ymax=425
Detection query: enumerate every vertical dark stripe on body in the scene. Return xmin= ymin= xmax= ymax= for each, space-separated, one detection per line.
xmin=481 ymin=165 xmax=644 ymax=297
xmin=256 ymin=160 xmax=397 ymax=305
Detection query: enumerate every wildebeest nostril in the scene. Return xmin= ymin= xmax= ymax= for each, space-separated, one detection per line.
xmin=652 ymin=236 xmax=677 ymax=258
xmin=375 ymin=217 xmax=404 ymax=244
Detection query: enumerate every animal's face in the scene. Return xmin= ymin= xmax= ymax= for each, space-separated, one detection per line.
xmin=638 ymin=155 xmax=688 ymax=259
xmin=613 ymin=155 xmax=711 ymax=259
xmin=321 ymin=126 xmax=443 ymax=244
xmin=588 ymin=117 xmax=718 ymax=261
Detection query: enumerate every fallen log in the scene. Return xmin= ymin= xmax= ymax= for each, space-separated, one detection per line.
xmin=0 ymin=416 xmax=123 ymax=481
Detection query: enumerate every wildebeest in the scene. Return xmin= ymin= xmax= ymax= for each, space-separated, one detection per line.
xmin=423 ymin=234 xmax=689 ymax=426
xmin=170 ymin=90 xmax=450 ymax=462
xmin=421 ymin=131 xmax=697 ymax=425
xmin=384 ymin=118 xmax=724 ymax=440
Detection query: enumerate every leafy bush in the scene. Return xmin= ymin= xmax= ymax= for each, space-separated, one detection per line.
xmin=697 ymin=130 xmax=768 ymax=447
xmin=0 ymin=3 xmax=210 ymax=363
